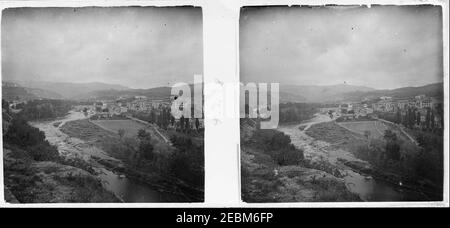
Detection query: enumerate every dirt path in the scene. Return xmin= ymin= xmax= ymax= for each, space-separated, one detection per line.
xmin=373 ymin=117 xmax=418 ymax=145
xmin=125 ymin=116 xmax=171 ymax=144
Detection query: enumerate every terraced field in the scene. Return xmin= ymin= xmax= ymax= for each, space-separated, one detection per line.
xmin=337 ymin=121 xmax=388 ymax=139
xmin=92 ymin=119 xmax=147 ymax=137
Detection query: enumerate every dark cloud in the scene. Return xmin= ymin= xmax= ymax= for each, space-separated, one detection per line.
xmin=2 ymin=7 xmax=203 ymax=88
xmin=240 ymin=5 xmax=443 ymax=89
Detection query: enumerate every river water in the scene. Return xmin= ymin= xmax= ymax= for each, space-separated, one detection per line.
xmin=278 ymin=114 xmax=424 ymax=201
xmin=30 ymin=111 xmax=175 ymax=202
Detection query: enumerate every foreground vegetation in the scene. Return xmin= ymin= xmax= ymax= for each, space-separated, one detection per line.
xmin=241 ymin=126 xmax=360 ymax=202
xmin=306 ymin=121 xmax=443 ymax=200
xmin=61 ymin=119 xmax=204 ymax=201
xmin=3 ymin=109 xmax=119 ymax=203
xmin=279 ymin=103 xmax=320 ymax=124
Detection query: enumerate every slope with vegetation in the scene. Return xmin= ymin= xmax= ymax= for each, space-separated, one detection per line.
xmin=60 ymin=119 xmax=204 ymax=202
xmin=305 ymin=121 xmax=443 ymax=200
xmin=241 ymin=123 xmax=360 ymax=202
xmin=2 ymin=104 xmax=119 ymax=203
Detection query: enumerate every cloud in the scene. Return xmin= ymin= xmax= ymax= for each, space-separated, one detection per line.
xmin=2 ymin=7 xmax=203 ymax=88
xmin=240 ymin=5 xmax=443 ymax=89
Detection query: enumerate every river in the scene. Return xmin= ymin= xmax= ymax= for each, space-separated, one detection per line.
xmin=278 ymin=113 xmax=424 ymax=201
xmin=30 ymin=111 xmax=176 ymax=202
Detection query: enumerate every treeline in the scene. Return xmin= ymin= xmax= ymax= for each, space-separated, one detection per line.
xmin=103 ymin=128 xmax=204 ymax=194
xmin=169 ymin=134 xmax=204 ymax=188
xmin=4 ymin=115 xmax=60 ymax=161
xmin=377 ymin=107 xmax=443 ymax=134
xmin=131 ymin=108 xmax=173 ymax=130
xmin=3 ymin=112 xmax=96 ymax=174
xmin=18 ymin=99 xmax=73 ymax=120
xmin=355 ymin=129 xmax=443 ymax=199
xmin=279 ymin=103 xmax=320 ymax=123
xmin=132 ymin=109 xmax=202 ymax=134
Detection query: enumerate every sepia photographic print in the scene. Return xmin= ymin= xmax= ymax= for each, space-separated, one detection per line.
xmin=240 ymin=5 xmax=445 ymax=202
xmin=2 ymin=6 xmax=204 ymax=203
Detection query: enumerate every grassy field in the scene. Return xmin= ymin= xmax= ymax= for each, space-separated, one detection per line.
xmin=337 ymin=121 xmax=388 ymax=139
xmin=306 ymin=121 xmax=365 ymax=145
xmin=92 ymin=119 xmax=148 ymax=137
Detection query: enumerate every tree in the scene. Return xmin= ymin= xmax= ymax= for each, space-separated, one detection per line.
xmin=170 ymin=115 xmax=175 ymax=126
xmin=195 ymin=118 xmax=200 ymax=131
xmin=396 ymin=110 xmax=401 ymax=124
xmin=118 ymin=129 xmax=125 ymax=139
xmin=139 ymin=139 xmax=154 ymax=161
xmin=430 ymin=111 xmax=435 ymax=129
xmin=180 ymin=115 xmax=185 ymax=131
xmin=383 ymin=130 xmax=400 ymax=161
xmin=137 ymin=129 xmax=150 ymax=140
xmin=416 ymin=111 xmax=421 ymax=127
xmin=364 ymin=130 xmax=371 ymax=140
xmin=150 ymin=111 xmax=156 ymax=123
xmin=185 ymin=118 xmax=190 ymax=133
xmin=425 ymin=108 xmax=431 ymax=129
xmin=408 ymin=108 xmax=415 ymax=128
xmin=383 ymin=129 xmax=397 ymax=142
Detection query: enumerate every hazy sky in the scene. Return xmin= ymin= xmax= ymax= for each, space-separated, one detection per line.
xmin=240 ymin=5 xmax=443 ymax=89
xmin=2 ymin=7 xmax=203 ymax=89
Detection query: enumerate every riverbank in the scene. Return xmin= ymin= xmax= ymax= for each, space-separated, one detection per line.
xmin=304 ymin=120 xmax=442 ymax=201
xmin=241 ymin=145 xmax=361 ymax=202
xmin=241 ymin=122 xmax=360 ymax=202
xmin=3 ymin=144 xmax=120 ymax=203
xmin=60 ymin=118 xmax=203 ymax=202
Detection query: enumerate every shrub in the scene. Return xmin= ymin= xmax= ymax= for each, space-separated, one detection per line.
xmin=271 ymin=148 xmax=303 ymax=166
xmin=5 ymin=116 xmax=60 ymax=161
xmin=26 ymin=144 xmax=59 ymax=161
xmin=169 ymin=134 xmax=204 ymax=188
xmin=250 ymin=129 xmax=304 ymax=166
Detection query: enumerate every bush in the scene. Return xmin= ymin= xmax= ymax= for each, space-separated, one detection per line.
xmin=26 ymin=144 xmax=60 ymax=161
xmin=169 ymin=135 xmax=204 ymax=188
xmin=250 ymin=129 xmax=304 ymax=166
xmin=271 ymin=148 xmax=303 ymax=166
xmin=5 ymin=116 xmax=60 ymax=162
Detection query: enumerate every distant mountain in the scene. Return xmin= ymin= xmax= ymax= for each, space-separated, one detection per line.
xmin=279 ymin=91 xmax=307 ymax=103
xmin=340 ymin=83 xmax=444 ymax=101
xmin=25 ymin=87 xmax=63 ymax=99
xmin=280 ymin=84 xmax=375 ymax=103
xmin=279 ymin=83 xmax=443 ymax=103
xmin=8 ymin=80 xmax=130 ymax=99
xmin=81 ymin=86 xmax=172 ymax=100
xmin=2 ymin=85 xmax=38 ymax=101
xmin=2 ymin=81 xmax=61 ymax=100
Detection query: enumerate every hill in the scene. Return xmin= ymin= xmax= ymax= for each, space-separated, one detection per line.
xmin=340 ymin=83 xmax=444 ymax=101
xmin=80 ymin=86 xmax=172 ymax=100
xmin=8 ymin=80 xmax=129 ymax=99
xmin=279 ymin=84 xmax=375 ymax=103
xmin=278 ymin=83 xmax=443 ymax=103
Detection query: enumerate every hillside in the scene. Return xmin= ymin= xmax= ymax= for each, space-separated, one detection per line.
xmin=2 ymin=82 xmax=63 ymax=101
xmin=340 ymin=83 xmax=444 ymax=101
xmin=280 ymin=84 xmax=375 ymax=103
xmin=2 ymin=86 xmax=38 ymax=101
xmin=79 ymin=83 xmax=202 ymax=100
xmin=7 ymin=80 xmax=129 ymax=99
xmin=80 ymin=86 xmax=171 ymax=100
xmin=279 ymin=83 xmax=443 ymax=103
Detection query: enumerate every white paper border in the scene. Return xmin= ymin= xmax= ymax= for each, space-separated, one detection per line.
xmin=0 ymin=0 xmax=448 ymax=208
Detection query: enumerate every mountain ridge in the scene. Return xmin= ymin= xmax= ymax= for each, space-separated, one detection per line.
xmin=6 ymin=80 xmax=130 ymax=99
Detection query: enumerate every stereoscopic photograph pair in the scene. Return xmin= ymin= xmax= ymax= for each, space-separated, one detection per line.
xmin=1 ymin=4 xmax=445 ymax=204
